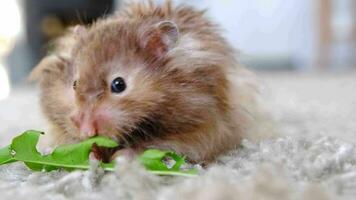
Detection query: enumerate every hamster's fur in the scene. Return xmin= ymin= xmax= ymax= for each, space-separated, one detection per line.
xmin=31 ymin=1 xmax=272 ymax=163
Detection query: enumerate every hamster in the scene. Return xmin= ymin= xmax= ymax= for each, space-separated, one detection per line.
xmin=30 ymin=1 xmax=268 ymax=163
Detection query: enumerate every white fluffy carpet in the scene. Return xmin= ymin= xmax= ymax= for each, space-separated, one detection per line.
xmin=0 ymin=72 xmax=355 ymax=200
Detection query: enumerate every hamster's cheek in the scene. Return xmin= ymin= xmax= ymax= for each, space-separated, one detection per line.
xmin=62 ymin=83 xmax=76 ymax=109
xmin=93 ymin=104 xmax=125 ymax=135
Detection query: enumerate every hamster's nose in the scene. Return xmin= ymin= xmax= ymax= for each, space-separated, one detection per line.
xmin=71 ymin=114 xmax=98 ymax=137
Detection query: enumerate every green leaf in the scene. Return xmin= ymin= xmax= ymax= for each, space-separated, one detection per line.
xmin=10 ymin=130 xmax=118 ymax=171
xmin=0 ymin=130 xmax=198 ymax=177
xmin=138 ymin=149 xmax=198 ymax=177
xmin=0 ymin=145 xmax=15 ymax=165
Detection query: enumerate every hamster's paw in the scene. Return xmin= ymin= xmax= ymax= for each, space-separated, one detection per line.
xmin=110 ymin=148 xmax=138 ymax=162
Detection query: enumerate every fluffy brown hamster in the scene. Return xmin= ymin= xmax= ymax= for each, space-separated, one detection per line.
xmin=31 ymin=1 xmax=268 ymax=163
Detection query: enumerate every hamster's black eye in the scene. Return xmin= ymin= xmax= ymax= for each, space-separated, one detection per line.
xmin=111 ymin=77 xmax=126 ymax=93
xmin=73 ymin=80 xmax=77 ymax=90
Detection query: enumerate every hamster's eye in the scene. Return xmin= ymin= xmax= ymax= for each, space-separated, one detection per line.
xmin=73 ymin=80 xmax=77 ymax=90
xmin=111 ymin=77 xmax=126 ymax=93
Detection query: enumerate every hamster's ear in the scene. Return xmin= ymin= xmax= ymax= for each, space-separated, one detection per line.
xmin=29 ymin=55 xmax=70 ymax=83
xmin=140 ymin=21 xmax=179 ymax=58
xmin=30 ymin=25 xmax=80 ymax=83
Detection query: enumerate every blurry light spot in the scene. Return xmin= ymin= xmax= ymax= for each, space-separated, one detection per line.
xmin=0 ymin=64 xmax=10 ymax=100
xmin=0 ymin=1 xmax=21 ymax=55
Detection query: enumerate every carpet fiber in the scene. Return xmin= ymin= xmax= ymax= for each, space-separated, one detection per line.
xmin=0 ymin=72 xmax=355 ymax=200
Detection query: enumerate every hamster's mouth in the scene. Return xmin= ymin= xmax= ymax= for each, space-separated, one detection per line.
xmin=92 ymin=115 xmax=166 ymax=162
xmin=91 ymin=143 xmax=122 ymax=163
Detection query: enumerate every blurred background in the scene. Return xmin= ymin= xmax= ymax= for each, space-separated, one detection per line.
xmin=0 ymin=0 xmax=355 ymax=101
